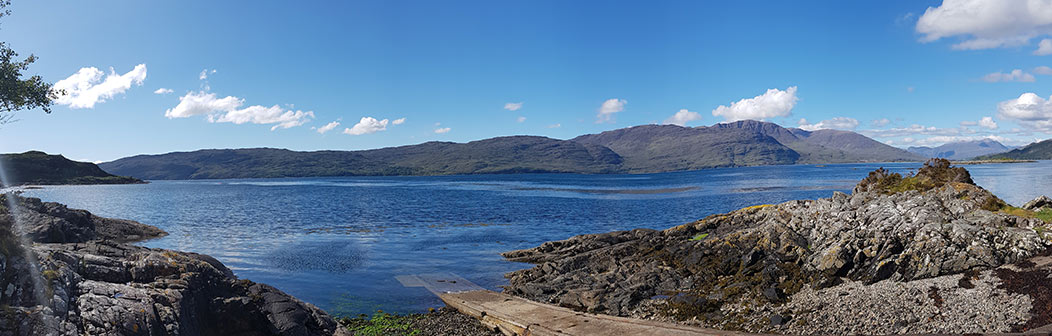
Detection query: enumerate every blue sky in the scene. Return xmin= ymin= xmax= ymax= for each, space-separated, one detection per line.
xmin=3 ymin=0 xmax=1052 ymax=162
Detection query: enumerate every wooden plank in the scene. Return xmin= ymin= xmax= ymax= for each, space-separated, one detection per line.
xmin=439 ymin=290 xmax=750 ymax=336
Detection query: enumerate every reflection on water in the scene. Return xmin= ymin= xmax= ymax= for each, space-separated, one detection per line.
xmin=18 ymin=161 xmax=1052 ymax=316
xmin=265 ymin=239 xmax=366 ymax=273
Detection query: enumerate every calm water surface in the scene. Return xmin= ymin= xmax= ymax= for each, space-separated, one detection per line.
xmin=20 ymin=161 xmax=1052 ymax=316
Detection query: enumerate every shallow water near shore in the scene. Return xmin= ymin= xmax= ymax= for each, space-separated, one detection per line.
xmin=19 ymin=161 xmax=1052 ymax=317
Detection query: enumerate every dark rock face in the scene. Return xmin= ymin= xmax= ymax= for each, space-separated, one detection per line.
xmin=10 ymin=196 xmax=166 ymax=243
xmin=0 ymin=195 xmax=344 ymax=336
xmin=501 ymin=165 xmax=1051 ymax=333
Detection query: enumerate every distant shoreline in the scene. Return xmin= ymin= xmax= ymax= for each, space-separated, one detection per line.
xmin=950 ymin=159 xmax=1038 ymax=165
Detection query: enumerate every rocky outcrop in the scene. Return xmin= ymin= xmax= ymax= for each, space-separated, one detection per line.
xmin=501 ymin=159 xmax=1052 ymax=334
xmin=1024 ymin=196 xmax=1052 ymax=211
xmin=0 ymin=194 xmax=344 ymax=335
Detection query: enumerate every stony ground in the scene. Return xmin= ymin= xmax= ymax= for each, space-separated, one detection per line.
xmin=501 ymin=160 xmax=1052 ymax=334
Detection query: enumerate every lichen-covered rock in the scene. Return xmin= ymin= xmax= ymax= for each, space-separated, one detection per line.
xmin=501 ymin=161 xmax=1052 ymax=333
xmin=0 ymin=195 xmax=345 ymax=335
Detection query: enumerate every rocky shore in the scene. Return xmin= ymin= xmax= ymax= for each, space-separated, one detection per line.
xmin=501 ymin=159 xmax=1052 ymax=334
xmin=0 ymin=194 xmax=343 ymax=335
xmin=0 ymin=193 xmax=500 ymax=336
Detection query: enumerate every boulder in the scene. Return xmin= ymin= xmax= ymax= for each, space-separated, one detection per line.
xmin=1023 ymin=196 xmax=1052 ymax=211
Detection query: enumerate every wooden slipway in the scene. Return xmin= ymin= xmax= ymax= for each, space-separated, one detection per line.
xmin=397 ymin=273 xmax=748 ymax=336
xmin=398 ymin=273 xmax=1052 ymax=336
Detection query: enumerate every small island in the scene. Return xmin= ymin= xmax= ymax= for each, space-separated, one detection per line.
xmin=0 ymin=151 xmax=144 ymax=187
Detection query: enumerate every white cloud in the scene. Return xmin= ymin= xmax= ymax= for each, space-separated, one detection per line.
xmin=213 ymin=105 xmax=314 ymax=130
xmin=862 ymin=124 xmax=969 ymax=138
xmin=901 ymin=134 xmax=1018 ymax=147
xmin=165 ymin=91 xmax=242 ymax=118
xmin=997 ymin=92 xmax=1052 ymax=132
xmin=392 ymin=118 xmax=406 ymax=125
xmin=53 ymin=64 xmax=147 ymax=109
xmin=1035 ymin=66 xmax=1052 ymax=75
xmin=153 ymin=88 xmax=173 ymax=95
xmin=1037 ymin=39 xmax=1052 ymax=55
xmin=164 ymin=91 xmax=313 ymax=130
xmin=434 ymin=127 xmax=451 ymax=134
xmin=916 ymin=0 xmax=1052 ymax=50
xmin=199 ymin=69 xmax=216 ymax=80
xmin=797 ymin=117 xmax=859 ymax=131
xmin=979 ymin=116 xmax=999 ymax=129
xmin=662 ymin=109 xmax=702 ymax=126
xmin=343 ymin=117 xmax=389 ymax=135
xmin=547 ymin=123 xmax=561 ymax=128
xmin=317 ymin=121 xmax=340 ymax=134
xmin=871 ymin=118 xmax=892 ymax=127
xmin=517 ymin=116 xmax=526 ymax=123
xmin=712 ymin=86 xmax=798 ymax=122
xmin=982 ymin=69 xmax=1035 ymax=82
xmin=504 ymin=102 xmax=523 ymax=111
xmin=596 ymin=98 xmax=626 ymax=123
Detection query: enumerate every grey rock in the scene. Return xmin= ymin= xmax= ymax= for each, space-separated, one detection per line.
xmin=0 ymin=195 xmax=343 ymax=335
xmin=501 ymin=163 xmax=1052 ymax=333
xmin=1022 ymin=196 xmax=1052 ymax=211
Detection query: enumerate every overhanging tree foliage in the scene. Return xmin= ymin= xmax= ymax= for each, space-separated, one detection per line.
xmin=0 ymin=0 xmax=58 ymax=124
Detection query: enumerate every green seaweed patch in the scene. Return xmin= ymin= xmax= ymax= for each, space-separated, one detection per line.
xmin=341 ymin=311 xmax=421 ymax=336
xmin=689 ymin=233 xmax=709 ymax=241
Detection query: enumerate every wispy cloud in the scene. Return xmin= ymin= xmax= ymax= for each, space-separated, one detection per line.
xmin=199 ymin=69 xmax=216 ymax=80
xmin=53 ymin=64 xmax=147 ymax=109
xmin=392 ymin=118 xmax=406 ymax=125
xmin=797 ymin=117 xmax=859 ymax=131
xmin=317 ymin=121 xmax=340 ymax=134
xmin=434 ymin=127 xmax=451 ymax=134
xmin=547 ymin=123 xmax=561 ymax=128
xmin=982 ymin=69 xmax=1035 ymax=83
xmin=516 ymin=116 xmax=526 ymax=123
xmin=662 ymin=109 xmax=702 ymax=126
xmin=504 ymin=102 xmax=523 ymax=111
xmin=153 ymin=88 xmax=173 ymax=95
xmin=596 ymin=98 xmax=626 ymax=123
xmin=164 ymin=91 xmax=313 ymax=130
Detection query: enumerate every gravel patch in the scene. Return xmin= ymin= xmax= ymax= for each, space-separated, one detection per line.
xmin=772 ymin=270 xmax=1032 ymax=335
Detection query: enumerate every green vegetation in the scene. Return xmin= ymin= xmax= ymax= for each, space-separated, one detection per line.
xmin=341 ymin=312 xmax=420 ymax=336
xmin=689 ymin=233 xmax=709 ymax=241
xmin=856 ymin=158 xmax=973 ymax=195
xmin=0 ymin=151 xmax=143 ymax=186
xmin=1000 ymin=206 xmax=1052 ymax=224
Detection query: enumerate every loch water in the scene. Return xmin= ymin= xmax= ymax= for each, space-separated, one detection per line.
xmin=20 ymin=161 xmax=1052 ymax=317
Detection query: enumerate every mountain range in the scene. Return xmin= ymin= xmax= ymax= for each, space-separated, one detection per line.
xmin=97 ymin=120 xmax=928 ymax=180
xmin=976 ymin=139 xmax=1052 ymax=160
xmin=906 ymin=139 xmax=1013 ymax=160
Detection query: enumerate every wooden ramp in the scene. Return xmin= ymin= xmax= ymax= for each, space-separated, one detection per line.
xmin=397 ymin=272 xmax=748 ymax=336
xmin=440 ymin=290 xmax=749 ymax=336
